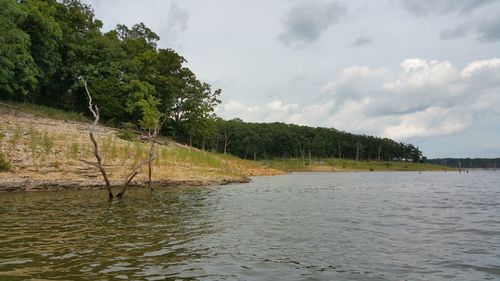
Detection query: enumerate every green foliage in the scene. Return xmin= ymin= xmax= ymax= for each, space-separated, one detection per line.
xmin=0 ymin=152 xmax=10 ymax=171
xmin=0 ymin=0 xmax=38 ymax=99
xmin=116 ymin=129 xmax=136 ymax=141
xmin=125 ymin=80 xmax=163 ymax=131
xmin=212 ymin=120 xmax=423 ymax=163
xmin=18 ymin=0 xmax=63 ymax=97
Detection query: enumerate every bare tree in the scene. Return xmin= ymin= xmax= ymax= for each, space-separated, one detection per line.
xmin=144 ymin=116 xmax=167 ymax=191
xmin=80 ymin=77 xmax=113 ymax=200
xmin=80 ymin=77 xmax=156 ymax=199
xmin=117 ymin=156 xmax=156 ymax=197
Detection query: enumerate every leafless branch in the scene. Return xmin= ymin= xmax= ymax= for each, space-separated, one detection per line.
xmin=79 ymin=76 xmax=113 ymax=200
xmin=117 ymin=155 xmax=157 ymax=197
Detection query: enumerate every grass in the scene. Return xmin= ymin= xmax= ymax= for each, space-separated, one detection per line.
xmin=8 ymin=126 xmax=21 ymax=147
xmin=42 ymin=132 xmax=54 ymax=153
xmin=69 ymin=142 xmax=79 ymax=159
xmin=1 ymin=101 xmax=89 ymax=123
xmin=162 ymin=146 xmax=235 ymax=173
xmin=0 ymin=152 xmax=10 ymax=171
xmin=262 ymin=157 xmax=453 ymax=172
xmin=116 ymin=128 xmax=137 ymax=141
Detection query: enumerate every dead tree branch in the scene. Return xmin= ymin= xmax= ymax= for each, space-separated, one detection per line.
xmin=116 ymin=156 xmax=157 ymax=198
xmin=79 ymin=77 xmax=113 ymax=200
xmin=145 ymin=116 xmax=167 ymax=191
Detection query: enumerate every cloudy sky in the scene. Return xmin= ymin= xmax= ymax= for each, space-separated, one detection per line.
xmin=82 ymin=0 xmax=500 ymax=158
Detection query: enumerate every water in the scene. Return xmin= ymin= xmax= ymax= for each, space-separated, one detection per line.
xmin=0 ymin=171 xmax=499 ymax=280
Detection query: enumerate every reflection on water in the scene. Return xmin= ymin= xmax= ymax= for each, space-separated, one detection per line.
xmin=1 ymin=171 xmax=499 ymax=280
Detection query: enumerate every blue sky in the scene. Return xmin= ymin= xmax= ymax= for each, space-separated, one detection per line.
xmin=82 ymin=0 xmax=500 ymax=158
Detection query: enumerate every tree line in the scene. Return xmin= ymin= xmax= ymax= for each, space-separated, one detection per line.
xmin=0 ymin=0 xmax=424 ymax=163
xmin=202 ymin=119 xmax=423 ymax=162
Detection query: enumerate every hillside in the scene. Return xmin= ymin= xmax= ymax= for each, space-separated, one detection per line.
xmin=0 ymin=105 xmax=281 ymax=191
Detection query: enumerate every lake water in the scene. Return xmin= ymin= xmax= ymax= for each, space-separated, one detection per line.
xmin=1 ymin=171 xmax=499 ymax=280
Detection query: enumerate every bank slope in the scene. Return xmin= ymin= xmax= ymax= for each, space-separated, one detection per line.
xmin=0 ymin=107 xmax=281 ymax=191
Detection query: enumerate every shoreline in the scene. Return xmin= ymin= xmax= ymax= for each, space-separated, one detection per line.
xmin=0 ymin=169 xmax=470 ymax=192
xmin=0 ymin=176 xmax=251 ymax=192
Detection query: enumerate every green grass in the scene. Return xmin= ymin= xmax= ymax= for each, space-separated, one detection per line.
xmin=8 ymin=126 xmax=22 ymax=148
xmin=1 ymin=101 xmax=89 ymax=123
xmin=69 ymin=142 xmax=79 ymax=159
xmin=42 ymin=132 xmax=54 ymax=153
xmin=167 ymin=146 xmax=228 ymax=169
xmin=116 ymin=129 xmax=137 ymax=141
xmin=160 ymin=145 xmax=261 ymax=176
xmin=0 ymin=152 xmax=11 ymax=171
xmin=262 ymin=157 xmax=453 ymax=172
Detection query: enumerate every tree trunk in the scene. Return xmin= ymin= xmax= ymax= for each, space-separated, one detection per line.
xmin=117 ymin=156 xmax=157 ymax=198
xmin=80 ymin=77 xmax=113 ymax=200
xmin=148 ymin=144 xmax=154 ymax=191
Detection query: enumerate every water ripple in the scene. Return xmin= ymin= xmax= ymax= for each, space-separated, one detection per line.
xmin=1 ymin=171 xmax=499 ymax=280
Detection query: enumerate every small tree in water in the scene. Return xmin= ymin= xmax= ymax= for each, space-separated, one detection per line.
xmin=125 ymin=80 xmax=166 ymax=191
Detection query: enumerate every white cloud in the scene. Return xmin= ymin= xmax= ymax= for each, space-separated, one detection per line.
xmin=382 ymin=107 xmax=471 ymax=140
xmin=461 ymin=58 xmax=500 ymax=78
xmin=217 ymin=58 xmax=500 ymax=141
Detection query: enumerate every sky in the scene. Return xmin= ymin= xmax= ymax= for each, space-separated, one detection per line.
xmin=81 ymin=0 xmax=500 ymax=158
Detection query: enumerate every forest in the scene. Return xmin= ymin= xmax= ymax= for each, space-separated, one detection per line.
xmin=0 ymin=0 xmax=423 ymax=162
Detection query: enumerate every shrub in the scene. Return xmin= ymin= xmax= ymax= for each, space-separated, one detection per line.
xmin=0 ymin=152 xmax=11 ymax=171
xmin=9 ymin=127 xmax=21 ymax=146
xmin=69 ymin=143 xmax=79 ymax=159
xmin=116 ymin=129 xmax=136 ymax=141
xmin=42 ymin=132 xmax=54 ymax=153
